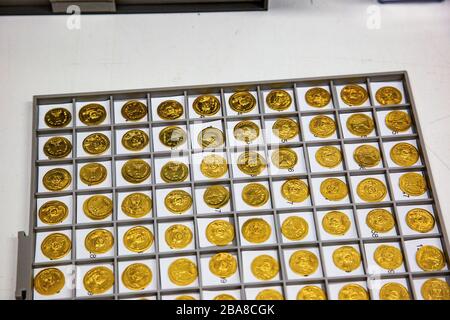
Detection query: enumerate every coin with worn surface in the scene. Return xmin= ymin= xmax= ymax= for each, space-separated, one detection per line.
xmin=376 ymin=86 xmax=402 ymax=105
xmin=281 ymin=179 xmax=309 ymax=203
xmin=43 ymin=136 xmax=72 ymax=159
xmin=209 ymin=252 xmax=237 ymax=278
xmin=168 ymin=258 xmax=198 ymax=286
xmin=251 ymin=255 xmax=279 ymax=280
xmin=165 ymin=224 xmax=193 ymax=249
xmin=309 ymin=115 xmax=336 ymax=138
xmin=353 ymin=145 xmax=381 ymax=168
xmin=305 ymin=87 xmax=331 ymax=108
xmin=121 ymin=100 xmax=148 ymax=121
xmin=346 ymin=113 xmax=374 ymax=136
xmin=379 ymin=283 xmax=410 ymax=300
xmin=43 ymin=168 xmax=72 ymax=191
xmin=38 ymin=200 xmax=68 ymax=225
xmin=416 ymin=245 xmax=445 ymax=271
xmin=34 ymin=268 xmax=65 ymax=295
xmin=193 ymin=95 xmax=221 ymax=116
xmin=121 ymin=264 xmax=152 ymax=291
xmin=271 ymin=148 xmax=298 ymax=169
xmin=281 ymin=216 xmax=309 ymax=241
xmin=242 ymin=218 xmax=271 ymax=243
xmin=82 ymin=132 xmax=110 ymax=155
xmin=405 ymin=208 xmax=435 ymax=233
xmin=203 ymin=185 xmax=230 ymax=209
xmin=233 ymin=120 xmax=260 ymax=143
xmin=84 ymin=229 xmax=114 ymax=254
xmin=385 ymin=110 xmax=411 ymax=132
xmin=315 ymin=146 xmax=342 ymax=168
xmin=41 ymin=233 xmax=71 ymax=260
xmin=164 ymin=190 xmax=192 ymax=214
xmin=241 ymin=183 xmax=269 ymax=207
xmin=121 ymin=159 xmax=151 ymax=184
xmin=229 ymin=92 xmax=256 ymax=113
xmin=366 ymin=209 xmax=395 ymax=233
xmin=121 ymin=192 xmax=152 ymax=218
xmin=322 ymin=211 xmax=351 ymax=235
xmin=338 ymin=284 xmax=369 ymax=300
xmin=123 ymin=226 xmax=154 ymax=253
xmin=79 ymin=103 xmax=107 ymax=126
xmin=237 ymin=151 xmax=266 ymax=176
xmin=272 ymin=118 xmax=299 ymax=140
xmin=374 ymin=245 xmax=403 ymax=270
xmin=289 ymin=250 xmax=319 ymax=276
xmin=80 ymin=163 xmax=107 ymax=186
xmin=320 ymin=178 xmax=348 ymax=201
xmin=266 ymin=90 xmax=292 ymax=111
xmin=333 ymin=246 xmax=361 ymax=272
xmin=399 ymin=172 xmax=427 ymax=196
xmin=256 ymin=289 xmax=284 ymax=300
xmin=390 ymin=142 xmax=419 ymax=167
xmin=206 ymin=220 xmax=234 ymax=246
xmin=200 ymin=154 xmax=228 ymax=178
xmin=176 ymin=295 xmax=196 ymax=300
xmin=198 ymin=127 xmax=225 ymax=149
xmin=297 ymin=286 xmax=326 ymax=300
xmin=159 ymin=126 xmax=187 ymax=148
xmin=161 ymin=161 xmax=189 ymax=183
xmin=44 ymin=108 xmax=72 ymax=128
xmin=357 ymin=178 xmax=387 ymax=202
xmin=157 ymin=100 xmax=184 ymax=120
xmin=340 ymin=84 xmax=368 ymax=106
xmin=214 ymin=294 xmax=236 ymax=300
xmin=121 ymin=129 xmax=149 ymax=151
xmin=83 ymin=195 xmax=113 ymax=220
xmin=83 ymin=266 xmax=114 ymax=294
xmin=421 ymin=278 xmax=450 ymax=300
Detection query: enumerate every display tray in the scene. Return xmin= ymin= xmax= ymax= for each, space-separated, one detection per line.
xmin=16 ymin=71 xmax=450 ymax=300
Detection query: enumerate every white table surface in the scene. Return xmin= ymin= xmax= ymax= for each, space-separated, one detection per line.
xmin=0 ymin=0 xmax=449 ymax=299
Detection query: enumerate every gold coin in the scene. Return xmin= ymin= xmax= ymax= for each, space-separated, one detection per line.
xmin=289 ymin=250 xmax=319 ymax=276
xmin=84 ymin=229 xmax=114 ymax=254
xmin=43 ymin=136 xmax=72 ymax=159
xmin=44 ymin=108 xmax=72 ymax=128
xmin=121 ymin=159 xmax=151 ymax=184
xmin=272 ymin=118 xmax=299 ymax=140
xmin=34 ymin=268 xmax=65 ymax=296
xmin=271 ymin=148 xmax=298 ymax=169
xmin=375 ymin=86 xmax=403 ymax=105
xmin=399 ymin=172 xmax=427 ymax=196
xmin=320 ymin=178 xmax=348 ymax=201
xmin=161 ymin=161 xmax=189 ymax=183
xmin=209 ymin=252 xmax=237 ymax=278
xmin=237 ymin=151 xmax=266 ymax=176
xmin=315 ymin=146 xmax=342 ymax=168
xmin=242 ymin=218 xmax=271 ymax=243
xmin=346 ymin=113 xmax=374 ymax=136
xmin=309 ymin=115 xmax=336 ymax=138
xmin=390 ymin=142 xmax=419 ymax=167
xmin=357 ymin=178 xmax=387 ymax=202
xmin=123 ymin=226 xmax=154 ymax=253
xmin=121 ymin=192 xmax=152 ymax=218
xmin=121 ymin=129 xmax=149 ymax=152
xmin=374 ymin=245 xmax=403 ymax=270
xmin=164 ymin=190 xmax=193 ymax=214
xmin=80 ymin=163 xmax=107 ymax=186
xmin=157 ymin=100 xmax=184 ymax=120
xmin=233 ymin=120 xmax=260 ymax=143
xmin=121 ymin=100 xmax=148 ymax=121
xmin=281 ymin=216 xmax=309 ymax=241
xmin=305 ymin=87 xmax=331 ymax=108
xmin=340 ymin=84 xmax=368 ymax=106
xmin=281 ymin=179 xmax=309 ymax=203
xmin=322 ymin=211 xmax=351 ymax=235
xmin=255 ymin=289 xmax=284 ymax=300
xmin=82 ymin=133 xmax=110 ymax=155
xmin=366 ymin=209 xmax=395 ymax=233
xmin=206 ymin=220 xmax=235 ymax=246
xmin=82 ymin=195 xmax=113 ymax=220
xmin=241 ymin=183 xmax=269 ymax=207
xmin=38 ymin=200 xmax=68 ymax=225
xmin=83 ymin=266 xmax=114 ymax=295
xmin=297 ymin=286 xmax=326 ymax=300
xmin=193 ymin=95 xmax=221 ymax=116
xmin=421 ymin=278 xmax=450 ymax=300
xmin=40 ymin=233 xmax=71 ymax=260
xmin=379 ymin=282 xmax=410 ymax=300
xmin=266 ymin=89 xmax=292 ymax=111
xmin=198 ymin=127 xmax=225 ymax=149
xmin=251 ymin=255 xmax=279 ymax=280
xmin=122 ymin=263 xmax=152 ymax=290
xmin=229 ymin=91 xmax=256 ymax=113
xmin=416 ymin=245 xmax=445 ymax=271
xmin=353 ymin=145 xmax=381 ymax=168
xmin=203 ymin=185 xmax=230 ymax=209
xmin=168 ymin=258 xmax=198 ymax=286
xmin=405 ymin=208 xmax=435 ymax=233
xmin=214 ymin=294 xmax=236 ymax=300
xmin=159 ymin=126 xmax=187 ymax=148
xmin=338 ymin=284 xmax=369 ymax=300
xmin=200 ymin=154 xmax=228 ymax=178
xmin=165 ymin=224 xmax=193 ymax=249
xmin=79 ymin=103 xmax=107 ymax=126
xmin=332 ymin=246 xmax=361 ymax=272
xmin=385 ymin=110 xmax=412 ymax=132
xmin=176 ymin=295 xmax=196 ymax=300
xmin=42 ymin=168 xmax=72 ymax=191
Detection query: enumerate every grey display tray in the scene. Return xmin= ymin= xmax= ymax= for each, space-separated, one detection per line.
xmin=16 ymin=71 xmax=450 ymax=300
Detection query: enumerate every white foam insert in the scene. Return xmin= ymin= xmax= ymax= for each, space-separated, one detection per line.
xmin=34 ymin=229 xmax=72 ymax=263
xmin=307 ymin=144 xmax=344 ymax=173
xmin=396 ymin=204 xmax=439 ymax=236
xmin=77 ymin=161 xmax=112 ymax=190
xmin=390 ymin=171 xmax=430 ymax=201
xmin=264 ymin=117 xmax=301 ymax=144
xmin=335 ymin=83 xmax=371 ymax=108
xmin=224 ymin=90 xmax=260 ymax=116
xmin=76 ymin=192 xmax=113 ymax=224
xmin=36 ymin=195 xmax=73 ymax=227
xmin=382 ymin=139 xmax=422 ymax=168
xmin=285 ymin=283 xmax=327 ymax=300
xmin=316 ymin=209 xmax=358 ymax=241
xmin=404 ymin=238 xmax=448 ymax=272
xmin=75 ymin=100 xmax=111 ymax=127
xmin=114 ymin=158 xmax=151 ymax=187
xmin=327 ymin=281 xmax=369 ymax=300
xmin=369 ymin=81 xmax=406 ymax=106
xmin=76 ymin=226 xmax=115 ymax=260
xmin=262 ymin=88 xmax=296 ymax=114
xmin=197 ymin=217 xmax=236 ymax=248
xmin=76 ymin=130 xmax=112 ymax=157
xmin=230 ymin=150 xmax=269 ymax=178
xmin=238 ymin=215 xmax=276 ymax=247
xmin=33 ymin=265 xmax=74 ymax=300
xmin=38 ymin=103 xmax=73 ymax=129
xmin=310 ymin=176 xmax=350 ymax=206
xmin=157 ymin=220 xmax=195 ymax=253
xmin=283 ymin=247 xmax=323 ymax=280
xmin=368 ymin=277 xmax=410 ymax=300
xmin=413 ymin=276 xmax=450 ymax=300
xmin=226 ymin=118 xmax=264 ymax=147
xmin=117 ymin=190 xmax=154 ymax=221
xmin=376 ymin=108 xmax=414 ymax=136
xmin=278 ymin=212 xmax=316 ymax=243
xmin=200 ymin=252 xmax=241 ymax=286
xmin=267 ymin=147 xmax=307 ymax=176
xmin=117 ymin=223 xmax=155 ymax=256
xmin=233 ymin=180 xmax=272 ymax=212
xmin=339 ymin=111 xmax=377 ymax=139
xmin=113 ymin=99 xmax=148 ymax=124
xmin=75 ymin=263 xmax=114 ymax=297
xmin=202 ymin=289 xmax=241 ymax=300
xmin=154 ymin=186 xmax=193 ymax=217
xmin=151 ymin=95 xmax=186 ymax=121
xmin=343 ymin=142 xmax=383 ymax=170
xmin=271 ymin=179 xmax=311 ymax=209
xmin=194 ymin=185 xmax=232 ymax=215
xmin=245 ymin=286 xmax=284 ymax=300
xmin=38 ymin=164 xmax=74 ymax=193
xmin=350 ymin=174 xmax=390 ymax=203
xmin=364 ymin=242 xmax=406 ymax=275
xmin=38 ymin=134 xmax=73 ymax=160
xmin=355 ymin=207 xmax=398 ymax=238
xmin=160 ymin=255 xmax=199 ymax=290
xmin=188 ymin=93 xmax=223 ymax=119
xmin=241 ymin=249 xmax=280 ymax=283
xmin=296 ymin=85 xmax=334 ymax=111
xmin=191 ymin=151 xmax=229 ymax=181
xmin=301 ymin=114 xmax=338 ymax=141
xmin=154 ymin=155 xmax=191 ymax=184
xmin=152 ymin=124 xmax=188 ymax=152
xmin=322 ymin=244 xmax=365 ymax=277
xmin=115 ymin=127 xmax=151 ymax=155
xmin=118 ymin=259 xmax=157 ymax=293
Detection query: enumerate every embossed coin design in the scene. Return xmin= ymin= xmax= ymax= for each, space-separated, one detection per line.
xmin=379 ymin=283 xmax=410 ymax=300
xmin=281 ymin=216 xmax=309 ymax=241
xmin=123 ymin=226 xmax=154 ymax=253
xmin=416 ymin=245 xmax=445 ymax=272
xmin=43 ymin=136 xmax=72 ymax=159
xmin=338 ymin=284 xmax=369 ymax=300
xmin=322 ymin=211 xmax=351 ymax=235
xmin=346 ymin=113 xmax=374 ymax=136
xmin=168 ymin=258 xmax=198 ymax=286
xmin=159 ymin=126 xmax=187 ymax=148
xmin=38 ymin=200 xmax=68 ymax=225
xmin=256 ymin=289 xmax=284 ymax=300
xmin=266 ymin=89 xmax=292 ymax=111
xmin=353 ymin=145 xmax=381 ymax=168
xmin=41 ymin=233 xmax=71 ymax=260
xmin=79 ymin=103 xmax=107 ymax=126
xmin=161 ymin=161 xmax=189 ymax=183
xmin=121 ymin=159 xmax=151 ymax=184
xmin=340 ymin=84 xmax=368 ymax=106
xmin=366 ymin=209 xmax=395 ymax=233
xmin=42 ymin=168 xmax=72 ymax=191
xmin=241 ymin=183 xmax=269 ymax=207
xmin=121 ymin=129 xmax=149 ymax=152
xmin=82 ymin=132 xmax=110 ymax=155
xmin=281 ymin=179 xmax=309 ymax=203
xmin=375 ymin=86 xmax=403 ymax=105
xmin=390 ymin=142 xmax=419 ymax=167
xmin=203 ymin=185 xmax=230 ymax=209
xmin=229 ymin=91 xmax=256 ymax=113
xmin=309 ymin=115 xmax=336 ymax=138
xmin=385 ymin=110 xmax=412 ymax=132
xmin=399 ymin=172 xmax=427 ymax=196
xmin=34 ymin=268 xmax=65 ymax=296
xmin=421 ymin=278 xmax=450 ymax=300
xmin=315 ymin=146 xmax=342 ymax=168
xmin=237 ymin=151 xmax=266 ymax=176
xmin=209 ymin=252 xmax=237 ymax=278
xmin=251 ymin=255 xmax=279 ymax=280
xmin=164 ymin=190 xmax=193 ymax=214
xmin=206 ymin=220 xmax=234 ymax=246
xmin=121 ymin=100 xmax=148 ymax=121
xmin=83 ymin=266 xmax=114 ymax=295
xmin=80 ymin=163 xmax=107 ymax=186
xmin=405 ymin=208 xmax=435 ymax=233
xmin=289 ymin=250 xmax=319 ymax=276
xmin=297 ymin=286 xmax=326 ymax=300
xmin=214 ymin=294 xmax=236 ymax=300
xmin=82 ymin=195 xmax=113 ymax=220
xmin=122 ymin=263 xmax=152 ymax=290
xmin=84 ymin=229 xmax=114 ymax=254
xmin=242 ymin=218 xmax=271 ymax=243
xmin=332 ymin=246 xmax=361 ymax=272
xmin=165 ymin=224 xmax=193 ymax=249
xmin=305 ymin=87 xmax=331 ymax=108
xmin=272 ymin=118 xmax=299 ymax=140
xmin=271 ymin=148 xmax=298 ymax=169
xmin=357 ymin=178 xmax=387 ymax=202
xmin=233 ymin=120 xmax=260 ymax=143
xmin=44 ymin=108 xmax=72 ymax=128
xmin=320 ymin=178 xmax=348 ymax=201
xmin=157 ymin=100 xmax=184 ymax=120
xmin=121 ymin=192 xmax=152 ymax=218
xmin=374 ymin=245 xmax=403 ymax=270
xmin=198 ymin=127 xmax=225 ymax=149
xmin=193 ymin=95 xmax=221 ymax=116
xmin=200 ymin=154 xmax=228 ymax=178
